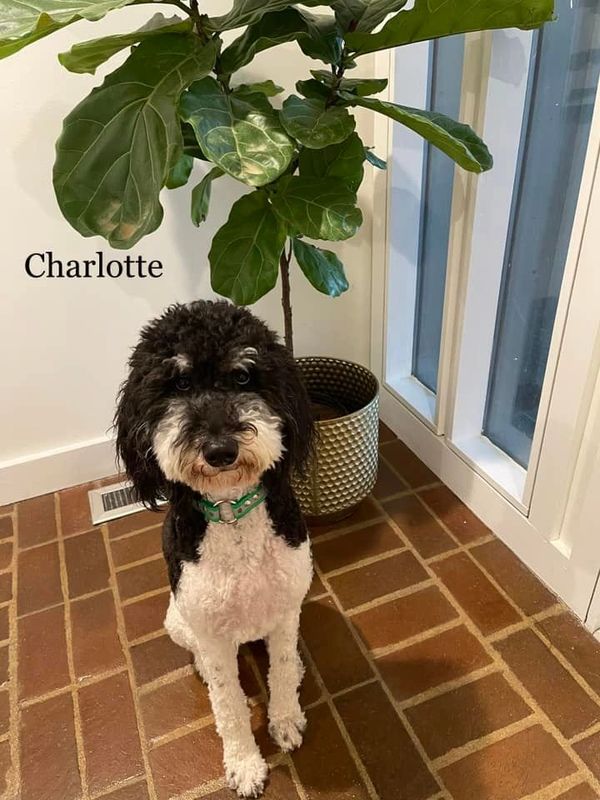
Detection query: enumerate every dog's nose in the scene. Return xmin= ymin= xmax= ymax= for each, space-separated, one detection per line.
xmin=202 ymin=439 xmax=239 ymax=468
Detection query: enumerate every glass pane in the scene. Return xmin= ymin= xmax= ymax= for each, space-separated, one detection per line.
xmin=484 ymin=0 xmax=600 ymax=468
xmin=412 ymin=36 xmax=465 ymax=393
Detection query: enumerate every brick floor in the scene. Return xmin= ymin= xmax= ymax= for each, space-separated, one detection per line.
xmin=4 ymin=431 xmax=600 ymax=799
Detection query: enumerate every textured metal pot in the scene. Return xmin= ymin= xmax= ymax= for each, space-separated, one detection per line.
xmin=292 ymin=357 xmax=379 ymax=519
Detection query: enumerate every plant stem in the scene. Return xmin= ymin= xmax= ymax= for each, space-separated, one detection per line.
xmin=280 ymin=245 xmax=294 ymax=355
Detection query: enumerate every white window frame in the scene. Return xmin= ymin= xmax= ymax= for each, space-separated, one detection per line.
xmin=370 ymin=32 xmax=600 ymax=623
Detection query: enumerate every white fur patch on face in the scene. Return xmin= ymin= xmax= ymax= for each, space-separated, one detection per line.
xmin=164 ymin=354 xmax=191 ymax=371
xmin=151 ymin=397 xmax=283 ymax=498
xmin=231 ymin=346 xmax=258 ymax=370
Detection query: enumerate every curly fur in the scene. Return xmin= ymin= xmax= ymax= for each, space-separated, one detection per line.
xmin=114 ymin=300 xmax=315 ymax=798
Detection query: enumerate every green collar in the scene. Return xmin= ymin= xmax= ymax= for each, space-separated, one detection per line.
xmin=196 ymin=485 xmax=267 ymax=525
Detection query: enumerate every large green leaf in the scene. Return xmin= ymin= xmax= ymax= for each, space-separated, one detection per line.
xmin=205 ymin=0 xmax=322 ymax=33
xmin=218 ymin=7 xmax=341 ymax=75
xmin=0 ymin=0 xmax=134 ymax=59
xmin=209 ymin=191 xmax=286 ymax=305
xmin=292 ymin=238 xmax=348 ymax=297
xmin=58 ymin=13 xmax=192 ymax=74
xmin=280 ymin=96 xmax=355 ymax=150
xmin=299 ymin=132 xmax=365 ymax=193
xmin=311 ymin=70 xmax=387 ymax=97
xmin=180 ymin=77 xmax=294 ymax=187
xmin=53 ymin=35 xmax=217 ymax=249
xmin=332 ymin=0 xmax=407 ymax=33
xmin=233 ymin=80 xmax=284 ymax=98
xmin=347 ymin=0 xmax=555 ymax=55
xmin=272 ymin=176 xmax=362 ymax=240
xmin=296 ymin=79 xmax=330 ymax=101
xmin=191 ymin=167 xmax=224 ymax=225
xmin=343 ymin=94 xmax=492 ymax=173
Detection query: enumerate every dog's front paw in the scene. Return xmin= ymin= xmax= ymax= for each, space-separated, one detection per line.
xmin=225 ymin=752 xmax=268 ymax=798
xmin=269 ymin=710 xmax=307 ymax=752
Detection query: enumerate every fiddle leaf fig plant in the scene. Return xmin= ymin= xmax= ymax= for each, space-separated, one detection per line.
xmin=0 ymin=0 xmax=554 ymax=350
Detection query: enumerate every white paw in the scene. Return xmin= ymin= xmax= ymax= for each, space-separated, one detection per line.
xmin=268 ymin=710 xmax=307 ymax=752
xmin=225 ymin=752 xmax=268 ymax=798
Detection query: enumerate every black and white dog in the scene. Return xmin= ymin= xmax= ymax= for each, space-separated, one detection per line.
xmin=115 ymin=300 xmax=315 ymax=798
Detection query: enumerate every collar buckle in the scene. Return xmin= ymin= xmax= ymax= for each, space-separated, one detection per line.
xmin=212 ymin=499 xmax=238 ymax=525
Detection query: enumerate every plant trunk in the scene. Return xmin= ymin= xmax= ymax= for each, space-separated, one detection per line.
xmin=280 ymin=248 xmax=294 ymax=355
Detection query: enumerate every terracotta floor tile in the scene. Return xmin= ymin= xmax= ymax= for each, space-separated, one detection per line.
xmin=309 ymin=497 xmax=382 ymax=537
xmin=123 ymin=590 xmax=169 ymax=640
xmin=0 ymin=542 xmax=12 ymax=571
xmin=312 ymin=520 xmax=400 ymax=574
xmin=0 ymin=691 xmax=8 ymax=735
xmin=306 ymin=572 xmax=327 ymax=601
xmin=59 ymin=481 xmax=96 ymax=537
xmin=141 ymin=672 xmax=212 ymax=741
xmin=17 ymin=493 xmax=57 ymax=548
xmin=380 ymin=440 xmax=437 ymax=489
xmin=384 ymin=494 xmax=457 ymax=559
xmin=0 ymin=517 xmax=13 ymax=540
xmin=439 ymin=725 xmax=575 ymax=800
xmin=352 ymin=585 xmax=458 ymax=651
xmin=419 ymin=485 xmax=491 ymax=544
xmin=17 ymin=540 xmax=62 ymax=616
xmin=0 ymin=646 xmax=7 ymax=686
xmin=150 ymin=724 xmax=223 ymax=799
xmin=18 ymin=605 xmax=70 ymax=699
xmin=20 ymin=693 xmax=82 ymax=800
xmin=0 ymin=607 xmax=9 ymax=641
xmin=71 ymin=590 xmax=125 ymax=680
xmin=79 ymin=671 xmax=144 ymax=794
xmin=301 ymin=595 xmax=373 ymax=693
xmin=406 ymin=672 xmax=532 ymax=759
xmin=432 ymin=552 xmax=520 ymax=636
xmin=111 ymin=526 xmax=162 ymax=567
xmin=97 ymin=781 xmax=149 ymax=800
xmin=494 ymin=628 xmax=600 ymax=738
xmin=108 ymin=509 xmax=166 ymax=539
xmin=573 ymin=730 xmax=600 ymax=781
xmin=117 ymin=557 xmax=169 ymax=600
xmin=372 ymin=457 xmax=407 ymax=500
xmin=64 ymin=529 xmax=110 ymax=598
xmin=378 ymin=421 xmax=397 ymax=444
xmin=335 ymin=682 xmax=439 ymax=800
xmin=537 ymin=611 xmax=600 ymax=697
xmin=130 ymin=633 xmax=192 ymax=685
xmin=471 ymin=538 xmax=557 ymax=616
xmin=0 ymin=739 xmax=11 ymax=797
xmin=0 ymin=573 xmax=11 ymax=604
xmin=376 ymin=625 xmax=492 ymax=702
xmin=329 ymin=550 xmax=428 ymax=610
xmin=291 ymin=702 xmax=371 ymax=800
xmin=556 ymin=786 xmax=598 ymax=800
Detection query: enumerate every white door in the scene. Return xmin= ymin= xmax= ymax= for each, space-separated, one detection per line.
xmin=370 ymin=1 xmax=600 ymax=623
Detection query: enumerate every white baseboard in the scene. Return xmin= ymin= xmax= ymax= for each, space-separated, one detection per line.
xmin=0 ymin=436 xmax=118 ymax=505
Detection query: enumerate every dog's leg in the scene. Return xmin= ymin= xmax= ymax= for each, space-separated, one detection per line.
xmin=267 ymin=612 xmax=306 ymax=752
xmin=202 ymin=637 xmax=268 ymax=798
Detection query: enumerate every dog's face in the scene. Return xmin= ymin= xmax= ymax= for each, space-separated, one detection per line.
xmin=115 ymin=301 xmax=314 ymax=505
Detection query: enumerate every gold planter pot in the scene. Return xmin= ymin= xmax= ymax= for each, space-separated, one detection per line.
xmin=292 ymin=357 xmax=380 ymax=521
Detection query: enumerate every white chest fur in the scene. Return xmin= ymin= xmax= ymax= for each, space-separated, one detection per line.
xmin=174 ymin=504 xmax=312 ymax=644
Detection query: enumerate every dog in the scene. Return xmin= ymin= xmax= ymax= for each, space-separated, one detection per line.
xmin=115 ymin=300 xmax=315 ymax=798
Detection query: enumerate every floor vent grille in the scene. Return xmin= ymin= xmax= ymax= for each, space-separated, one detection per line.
xmin=88 ymin=481 xmax=165 ymax=525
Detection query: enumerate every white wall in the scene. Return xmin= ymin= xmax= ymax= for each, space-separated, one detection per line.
xmin=0 ymin=6 xmax=376 ymax=503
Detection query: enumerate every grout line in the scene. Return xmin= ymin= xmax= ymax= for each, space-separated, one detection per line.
xmin=19 ymin=666 xmax=129 ymax=709
xmin=432 ymin=715 xmax=537 ymax=770
xmin=121 ymin=587 xmax=170 ymax=608
xmin=522 ymin=773 xmax=591 ymax=800
xmin=319 ymin=546 xmax=408 ymax=579
xmin=129 ymin=628 xmax=168 ymax=648
xmin=55 ymin=491 xmax=89 ymax=799
xmin=397 ymin=663 xmax=499 ymax=712
xmin=107 ymin=523 xmax=163 ymax=544
xmin=114 ymin=553 xmax=164 ymax=574
xmin=369 ymin=619 xmax=463 ymax=660
xmin=309 ymin=516 xmax=388 ymax=545
xmin=283 ymin=753 xmax=310 ymax=800
xmin=147 ymin=712 xmax=216 ymax=750
xmin=344 ymin=578 xmax=436 ymax=617
xmin=569 ymin=720 xmax=600 ymax=746
xmin=369 ymin=493 xmax=600 ymax=796
xmin=102 ymin=523 xmax=160 ymax=800
xmin=89 ymin=774 xmax=148 ymax=800
xmin=137 ymin=665 xmax=196 ymax=696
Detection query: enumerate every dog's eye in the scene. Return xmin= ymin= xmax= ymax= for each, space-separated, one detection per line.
xmin=175 ymin=375 xmax=191 ymax=391
xmin=232 ymin=368 xmax=250 ymax=386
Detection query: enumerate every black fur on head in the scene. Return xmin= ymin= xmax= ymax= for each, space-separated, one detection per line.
xmin=114 ymin=300 xmax=315 ymax=508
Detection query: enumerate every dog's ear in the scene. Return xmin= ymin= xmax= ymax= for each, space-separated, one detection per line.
xmin=263 ymin=343 xmax=315 ymax=478
xmin=114 ymin=368 xmax=167 ymax=510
